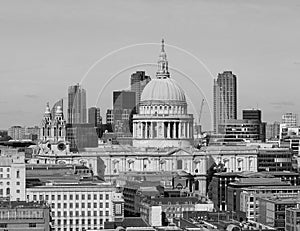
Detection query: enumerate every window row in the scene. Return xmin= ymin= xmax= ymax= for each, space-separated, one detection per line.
xmin=52 ymin=202 xmax=110 ymax=209
xmin=31 ymin=193 xmax=110 ymax=201
xmin=54 ymin=210 xmax=110 ymax=217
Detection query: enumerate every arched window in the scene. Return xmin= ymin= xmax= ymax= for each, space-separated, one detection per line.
xmin=16 ymin=170 xmax=20 ymax=178
xmin=6 ymin=188 xmax=10 ymax=195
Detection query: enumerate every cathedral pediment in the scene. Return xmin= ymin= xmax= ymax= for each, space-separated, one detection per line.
xmin=166 ymin=148 xmax=192 ymax=157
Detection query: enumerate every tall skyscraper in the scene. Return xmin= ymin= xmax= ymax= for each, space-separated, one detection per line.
xmin=213 ymin=71 xmax=237 ymax=133
xmin=130 ymin=71 xmax=151 ymax=112
xmin=88 ymin=107 xmax=101 ymax=127
xmin=282 ymin=112 xmax=298 ymax=127
xmin=68 ymin=84 xmax=87 ymax=124
xmin=113 ymin=90 xmax=136 ymax=134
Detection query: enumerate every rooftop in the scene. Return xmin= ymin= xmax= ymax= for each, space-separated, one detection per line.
xmin=0 ymin=201 xmax=49 ymax=209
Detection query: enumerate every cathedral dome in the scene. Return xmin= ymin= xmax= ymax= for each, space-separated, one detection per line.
xmin=141 ymin=78 xmax=186 ymax=103
xmin=140 ymin=39 xmax=186 ymax=104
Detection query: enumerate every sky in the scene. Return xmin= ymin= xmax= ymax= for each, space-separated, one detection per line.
xmin=0 ymin=0 xmax=300 ymax=130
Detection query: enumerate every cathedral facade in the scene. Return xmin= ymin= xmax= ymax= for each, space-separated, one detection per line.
xmin=33 ymin=40 xmax=258 ymax=196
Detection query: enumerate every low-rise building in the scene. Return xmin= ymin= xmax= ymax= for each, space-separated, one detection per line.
xmin=227 ymin=177 xmax=290 ymax=221
xmin=0 ymin=201 xmax=51 ymax=231
xmin=257 ymin=147 xmax=293 ymax=172
xmin=0 ymin=149 xmax=26 ymax=201
xmin=285 ymin=206 xmax=300 ymax=231
xmin=26 ymin=165 xmax=124 ymax=231
xmin=257 ymin=197 xmax=300 ymax=231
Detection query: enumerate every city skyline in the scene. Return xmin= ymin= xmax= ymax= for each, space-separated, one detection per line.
xmin=1 ymin=0 xmax=300 ymax=130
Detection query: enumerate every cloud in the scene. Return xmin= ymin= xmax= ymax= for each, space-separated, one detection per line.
xmin=270 ymin=101 xmax=295 ymax=109
xmin=24 ymin=94 xmax=39 ymax=99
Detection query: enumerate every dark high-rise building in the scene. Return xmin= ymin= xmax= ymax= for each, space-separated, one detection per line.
xmin=242 ymin=109 xmax=261 ymax=122
xmin=213 ymin=71 xmax=237 ymax=133
xmin=266 ymin=121 xmax=280 ymax=140
xmin=113 ymin=91 xmax=136 ymax=134
xmin=130 ymin=71 xmax=151 ymax=112
xmin=68 ymin=84 xmax=87 ymax=124
xmin=66 ymin=123 xmax=98 ymax=151
xmin=88 ymin=107 xmax=101 ymax=127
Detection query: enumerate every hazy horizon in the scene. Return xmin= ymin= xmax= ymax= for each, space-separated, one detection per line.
xmin=1 ymin=0 xmax=300 ymax=130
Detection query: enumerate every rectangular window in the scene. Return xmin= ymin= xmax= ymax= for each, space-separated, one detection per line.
xmin=88 ymin=194 xmax=91 ymax=200
xmin=82 ymin=203 xmax=85 ymax=208
xmin=16 ymin=189 xmax=20 ymax=193
xmin=106 ymin=202 xmax=109 ymax=208
xmin=87 ymin=203 xmax=91 ymax=208
xmin=94 ymin=194 xmax=97 ymax=200
xmin=70 ymin=194 xmax=73 ymax=200
xmin=58 ymin=195 xmax=61 ymax=200
xmin=29 ymin=223 xmax=36 ymax=227
xmin=94 ymin=203 xmax=97 ymax=208
xmin=16 ymin=181 xmax=20 ymax=185
xmin=76 ymin=194 xmax=79 ymax=200
xmin=106 ymin=194 xmax=109 ymax=200
xmin=100 ymin=203 xmax=103 ymax=208
xmin=105 ymin=211 xmax=109 ymax=216
xmin=100 ymin=194 xmax=103 ymax=200
xmin=82 ymin=194 xmax=85 ymax=200
xmin=64 ymin=195 xmax=67 ymax=200
xmin=52 ymin=195 xmax=55 ymax=200
xmin=64 ymin=203 xmax=67 ymax=208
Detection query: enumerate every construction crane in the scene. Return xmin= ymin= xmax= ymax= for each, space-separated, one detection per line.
xmin=198 ymin=99 xmax=205 ymax=125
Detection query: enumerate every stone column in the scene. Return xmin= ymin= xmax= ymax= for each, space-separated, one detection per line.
xmin=187 ymin=122 xmax=190 ymax=138
xmin=145 ymin=122 xmax=148 ymax=138
xmin=183 ymin=122 xmax=186 ymax=138
xmin=150 ymin=122 xmax=153 ymax=138
xmin=167 ymin=122 xmax=171 ymax=138
xmin=173 ymin=122 xmax=176 ymax=139
xmin=133 ymin=122 xmax=136 ymax=138
xmin=178 ymin=122 xmax=182 ymax=138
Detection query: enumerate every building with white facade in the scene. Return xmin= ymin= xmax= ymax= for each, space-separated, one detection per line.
xmin=0 ymin=149 xmax=26 ymax=201
xmin=26 ymin=181 xmax=124 ymax=231
xmin=8 ymin=126 xmax=25 ymax=140
xmin=282 ymin=112 xmax=298 ymax=128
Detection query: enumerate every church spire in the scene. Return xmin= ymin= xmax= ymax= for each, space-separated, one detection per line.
xmin=156 ymin=38 xmax=170 ymax=79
